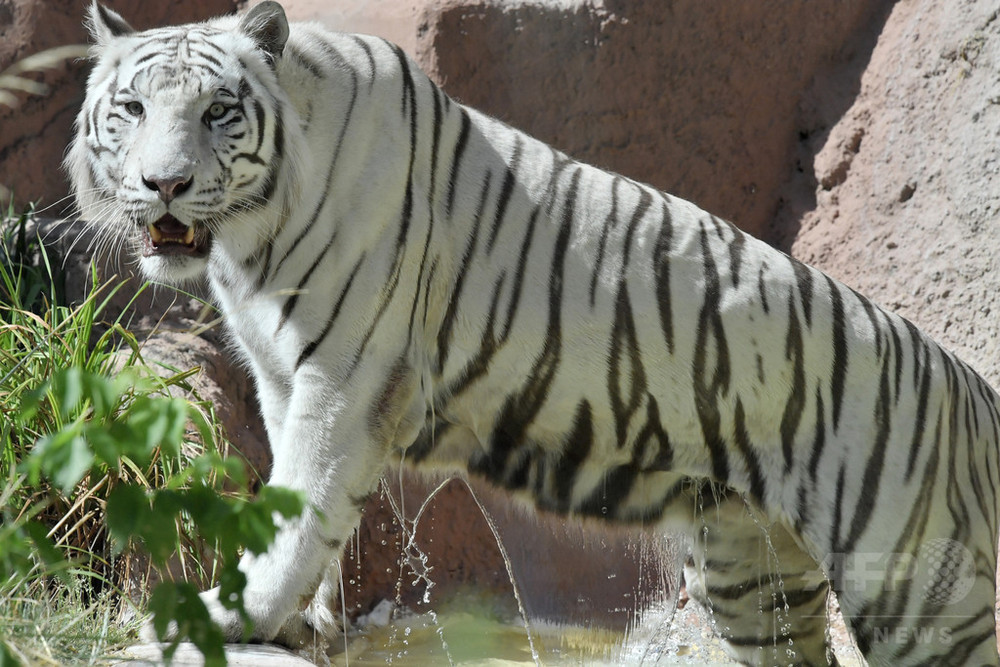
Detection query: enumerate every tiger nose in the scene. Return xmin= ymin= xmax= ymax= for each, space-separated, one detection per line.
xmin=142 ymin=175 xmax=193 ymax=203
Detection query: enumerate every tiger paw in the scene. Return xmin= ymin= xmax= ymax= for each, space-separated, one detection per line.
xmin=273 ymin=610 xmax=344 ymax=658
xmin=138 ymin=586 xmax=252 ymax=645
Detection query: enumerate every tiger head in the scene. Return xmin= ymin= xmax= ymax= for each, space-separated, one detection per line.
xmin=66 ymin=1 xmax=301 ymax=284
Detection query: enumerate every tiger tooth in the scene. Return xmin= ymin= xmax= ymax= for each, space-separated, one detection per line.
xmin=148 ymin=224 xmax=163 ymax=243
xmin=183 ymin=225 xmax=195 ymax=245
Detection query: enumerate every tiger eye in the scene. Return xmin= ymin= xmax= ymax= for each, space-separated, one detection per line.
xmin=124 ymin=100 xmax=144 ymax=116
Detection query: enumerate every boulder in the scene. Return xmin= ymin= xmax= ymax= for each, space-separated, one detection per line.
xmin=787 ymin=0 xmax=1000 ymax=387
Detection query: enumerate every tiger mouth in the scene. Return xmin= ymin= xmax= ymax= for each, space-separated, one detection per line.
xmin=141 ymin=214 xmax=211 ymax=257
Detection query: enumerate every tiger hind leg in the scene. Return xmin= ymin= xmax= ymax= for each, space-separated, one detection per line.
xmin=682 ymin=484 xmax=837 ymax=666
xmin=832 ymin=545 xmax=998 ymax=666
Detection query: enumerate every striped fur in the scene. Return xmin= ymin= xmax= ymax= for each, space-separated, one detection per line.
xmin=68 ymin=2 xmax=1000 ymax=664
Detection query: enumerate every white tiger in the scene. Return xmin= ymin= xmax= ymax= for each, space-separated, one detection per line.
xmin=68 ymin=2 xmax=1000 ymax=664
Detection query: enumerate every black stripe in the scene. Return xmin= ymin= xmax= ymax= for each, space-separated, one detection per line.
xmin=807 ymin=386 xmax=826 ymax=482
xmin=445 ymin=110 xmax=471 ymax=217
xmin=607 ymin=283 xmax=647 ymax=448
xmin=726 ymin=219 xmax=745 ymax=287
xmin=884 ymin=312 xmax=904 ymax=405
xmin=286 ymin=44 xmax=324 ymax=78
xmin=194 ymin=37 xmax=227 ymax=57
xmin=276 ymin=231 xmax=337 ymax=332
xmin=589 ymin=177 xmax=620 ymax=308
xmin=134 ymin=50 xmax=162 ymax=67
xmin=904 ymin=324 xmax=932 ymax=482
xmin=443 ymin=272 xmax=505 ymax=397
xmin=406 ymin=83 xmax=447 ymax=341
xmin=757 ymin=262 xmax=771 ymax=314
xmin=732 ymin=398 xmax=765 ymax=505
xmin=550 ymin=399 xmax=594 ymax=512
xmin=296 ymin=254 xmax=365 ymax=368
xmin=780 ymin=292 xmax=806 ymax=473
xmin=795 ymin=385 xmax=826 ymax=533
xmin=831 ymin=463 xmax=847 ymax=553
xmin=344 ymin=47 xmax=419 ymax=378
xmin=352 ymin=36 xmax=377 ymax=92
xmin=791 ymin=258 xmax=814 ymax=327
xmin=273 ymin=59 xmax=358 ymax=275
xmin=486 ymin=135 xmax=523 ymax=253
xmin=825 ymin=275 xmax=847 ymax=430
xmin=437 ymin=174 xmax=492 ymax=371
xmin=621 ymin=188 xmax=652 ymax=268
xmin=855 ymin=288 xmax=883 ymax=358
xmin=190 ymin=47 xmax=223 ymax=70
xmin=635 ymin=394 xmax=672 ymax=471
xmin=841 ymin=351 xmax=893 ymax=553
xmin=261 ymin=236 xmax=275 ymax=288
xmin=254 ymin=104 xmax=284 ymax=202
xmin=579 ymin=463 xmax=637 ymax=519
xmin=693 ymin=220 xmax=731 ymax=485
xmin=651 ymin=201 xmax=677 ymax=348
xmin=473 ymin=170 xmax=580 ymax=484
xmin=499 ymin=207 xmax=541 ymax=342
xmin=605 ymin=187 xmax=654 ymax=449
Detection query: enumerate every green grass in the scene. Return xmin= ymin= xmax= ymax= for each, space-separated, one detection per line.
xmin=0 ymin=570 xmax=137 ymax=666
xmin=0 ymin=204 xmax=303 ymax=666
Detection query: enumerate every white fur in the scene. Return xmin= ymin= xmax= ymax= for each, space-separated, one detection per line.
xmin=69 ymin=3 xmax=1000 ymax=664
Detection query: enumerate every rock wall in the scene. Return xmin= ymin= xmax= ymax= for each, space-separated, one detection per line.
xmin=417 ymin=0 xmax=895 ymax=240
xmin=786 ymin=0 xmax=1000 ymax=387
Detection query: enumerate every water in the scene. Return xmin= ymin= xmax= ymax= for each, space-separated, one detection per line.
xmin=335 ymin=475 xmax=865 ymax=666
xmin=331 ymin=589 xmax=739 ymax=666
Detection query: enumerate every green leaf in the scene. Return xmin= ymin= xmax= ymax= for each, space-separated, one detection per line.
xmin=105 ymin=483 xmax=147 ymax=554
xmin=147 ymin=582 xmax=180 ymax=639
xmin=29 ymin=430 xmax=93 ymax=493
xmin=17 ymin=380 xmax=46 ymax=424
xmin=80 ymin=368 xmax=123 ymax=421
xmin=51 ymin=366 xmax=84 ymax=421
xmin=23 ymin=520 xmax=63 ymax=571
xmin=149 ymin=582 xmax=228 ymax=667
xmin=127 ymin=396 xmax=188 ymax=458
xmin=84 ymin=424 xmax=125 ymax=469
xmin=258 ymin=486 xmax=305 ymax=519
xmin=139 ymin=499 xmax=180 ymax=564
xmin=0 ymin=639 xmax=21 ymax=667
xmin=217 ymin=562 xmax=247 ymax=613
xmin=236 ymin=504 xmax=277 ymax=556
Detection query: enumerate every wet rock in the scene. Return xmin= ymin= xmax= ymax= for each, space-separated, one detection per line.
xmin=119 ymin=641 xmax=314 ymax=666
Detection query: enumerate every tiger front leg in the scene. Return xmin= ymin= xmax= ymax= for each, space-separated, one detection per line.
xmin=204 ymin=364 xmax=426 ymax=648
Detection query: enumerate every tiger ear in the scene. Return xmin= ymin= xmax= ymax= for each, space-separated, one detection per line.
xmin=86 ymin=2 xmax=134 ymax=46
xmin=239 ymin=1 xmax=289 ymax=63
